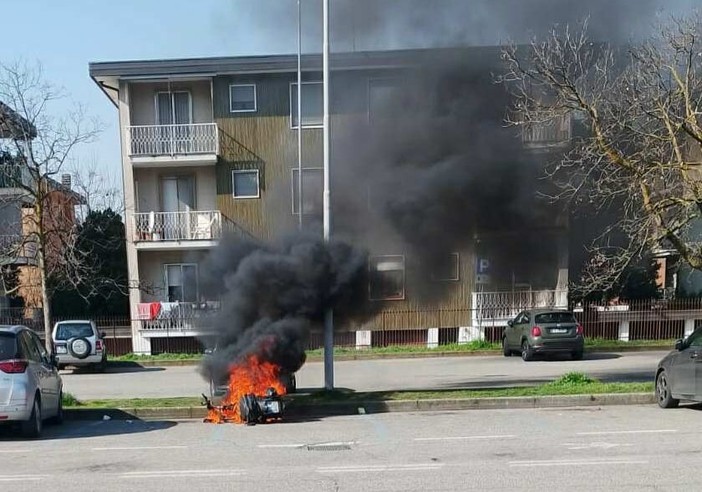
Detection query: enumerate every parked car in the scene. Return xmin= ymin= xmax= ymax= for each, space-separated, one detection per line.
xmin=503 ymin=309 xmax=585 ymax=361
xmin=204 ymin=347 xmax=299 ymax=403
xmin=655 ymin=327 xmax=702 ymax=408
xmin=0 ymin=325 xmax=63 ymax=437
xmin=52 ymin=320 xmax=107 ymax=372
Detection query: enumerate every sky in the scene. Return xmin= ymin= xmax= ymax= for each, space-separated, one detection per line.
xmin=1 ymin=0 xmax=697 ymax=193
xmin=0 ymin=0 xmax=310 ymax=186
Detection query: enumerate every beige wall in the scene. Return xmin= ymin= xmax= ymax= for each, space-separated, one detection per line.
xmin=129 ymin=80 xmax=213 ymax=126
xmin=134 ymin=166 xmax=217 ymax=213
xmin=138 ymin=249 xmax=209 ymax=303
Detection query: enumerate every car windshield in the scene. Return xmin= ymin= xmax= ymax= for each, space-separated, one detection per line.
xmin=55 ymin=323 xmax=94 ymax=340
xmin=534 ymin=312 xmax=577 ymax=324
xmin=0 ymin=333 xmax=18 ymax=360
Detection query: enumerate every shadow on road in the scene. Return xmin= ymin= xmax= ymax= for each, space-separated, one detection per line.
xmin=533 ymin=352 xmax=622 ymax=362
xmin=0 ymin=419 xmax=178 ymax=442
xmin=61 ymin=365 xmax=166 ymax=375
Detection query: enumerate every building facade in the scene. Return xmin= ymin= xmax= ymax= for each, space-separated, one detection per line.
xmin=90 ymin=49 xmax=570 ymax=354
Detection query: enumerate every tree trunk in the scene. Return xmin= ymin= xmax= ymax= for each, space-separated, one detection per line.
xmin=38 ymin=247 xmax=52 ymax=353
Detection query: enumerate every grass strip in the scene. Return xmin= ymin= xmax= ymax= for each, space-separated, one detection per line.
xmin=109 ymin=338 xmax=674 ymax=362
xmin=63 ymin=373 xmax=653 ymax=409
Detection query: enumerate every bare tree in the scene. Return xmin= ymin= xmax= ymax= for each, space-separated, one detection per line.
xmin=500 ymin=14 xmax=702 ymax=296
xmin=0 ymin=61 xmax=100 ymax=350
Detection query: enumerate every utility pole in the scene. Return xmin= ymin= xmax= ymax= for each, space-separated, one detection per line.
xmin=296 ymin=0 xmax=303 ymax=230
xmin=322 ymin=0 xmax=334 ymax=391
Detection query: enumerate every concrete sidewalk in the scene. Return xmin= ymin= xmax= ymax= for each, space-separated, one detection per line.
xmin=64 ymin=392 xmax=657 ymax=421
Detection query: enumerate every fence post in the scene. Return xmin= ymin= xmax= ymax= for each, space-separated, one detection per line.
xmin=684 ymin=319 xmax=695 ymax=338
xmin=427 ymin=327 xmax=439 ymax=348
xmin=618 ymin=321 xmax=630 ymax=342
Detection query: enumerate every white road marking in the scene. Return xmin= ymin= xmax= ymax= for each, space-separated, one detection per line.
xmin=564 ymin=442 xmax=635 ymax=450
xmin=257 ymin=444 xmax=305 ymax=449
xmin=509 ymin=458 xmax=648 ymax=467
xmin=120 ymin=469 xmax=246 ymax=479
xmin=92 ymin=445 xmax=187 ymax=451
xmin=0 ymin=475 xmax=48 ymax=482
xmin=576 ymin=429 xmax=677 ymax=436
xmin=318 ymin=464 xmax=444 ymax=474
xmin=414 ymin=435 xmax=516 ymax=442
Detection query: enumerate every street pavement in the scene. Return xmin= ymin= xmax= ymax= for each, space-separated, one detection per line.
xmin=0 ymin=404 xmax=699 ymax=491
xmin=60 ymin=350 xmax=667 ymax=400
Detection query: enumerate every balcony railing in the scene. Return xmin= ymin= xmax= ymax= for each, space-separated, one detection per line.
xmin=132 ymin=210 xmax=223 ymax=243
xmin=522 ymin=114 xmax=571 ymax=146
xmin=0 ymin=164 xmax=31 ymax=189
xmin=136 ymin=301 xmax=219 ymax=331
xmin=127 ymin=123 xmax=218 ymax=157
xmin=0 ymin=234 xmax=37 ymax=262
xmin=472 ymin=289 xmax=568 ymax=325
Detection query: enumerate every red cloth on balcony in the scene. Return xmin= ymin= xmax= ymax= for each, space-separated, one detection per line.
xmin=149 ymin=302 xmax=162 ymax=320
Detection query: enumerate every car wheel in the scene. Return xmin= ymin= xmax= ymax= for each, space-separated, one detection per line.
xmin=571 ymin=350 xmax=584 ymax=361
xmin=502 ymin=337 xmax=512 ymax=357
xmin=521 ymin=340 xmax=534 ymax=362
xmin=656 ymin=370 xmax=679 ymax=409
xmin=50 ymin=392 xmax=64 ymax=425
xmin=21 ymin=397 xmax=42 ymax=438
xmin=94 ymin=356 xmax=107 ymax=373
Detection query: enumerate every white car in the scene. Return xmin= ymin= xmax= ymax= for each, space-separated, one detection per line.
xmin=52 ymin=320 xmax=107 ymax=371
xmin=0 ymin=325 xmax=63 ymax=437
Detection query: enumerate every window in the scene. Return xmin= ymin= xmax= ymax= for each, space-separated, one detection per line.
xmin=368 ymin=78 xmax=401 ymax=123
xmin=0 ymin=333 xmax=17 ymax=361
xmin=165 ymin=264 xmax=198 ymax=303
xmin=534 ymin=312 xmax=577 ymax=324
xmin=156 ymin=91 xmax=192 ymax=124
xmin=229 ymin=84 xmax=257 ymax=113
xmin=290 ymin=82 xmax=323 ymax=128
xmin=291 ymin=168 xmax=323 ymax=215
xmin=369 ymin=256 xmax=405 ymax=301
xmin=232 ymin=170 xmax=260 ymax=198
xmin=55 ymin=323 xmax=94 ymax=341
xmin=431 ymin=253 xmax=460 ymax=281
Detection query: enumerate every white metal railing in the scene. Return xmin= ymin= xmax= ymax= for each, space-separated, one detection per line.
xmin=472 ymin=289 xmax=568 ymax=326
xmin=0 ymin=234 xmax=37 ymax=260
xmin=132 ymin=211 xmax=222 ymax=242
xmin=127 ymin=123 xmax=218 ymax=157
xmin=137 ymin=301 xmax=219 ymax=331
xmin=522 ymin=114 xmax=571 ymax=145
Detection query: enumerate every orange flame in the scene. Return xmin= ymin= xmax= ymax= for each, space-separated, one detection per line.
xmin=206 ymin=354 xmax=286 ymax=424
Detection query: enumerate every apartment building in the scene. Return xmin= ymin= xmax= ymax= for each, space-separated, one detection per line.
xmin=90 ymin=48 xmax=570 ymax=354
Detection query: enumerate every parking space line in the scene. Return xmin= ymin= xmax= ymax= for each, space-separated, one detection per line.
xmin=318 ymin=464 xmax=444 ymax=474
xmin=119 ymin=469 xmax=246 ymax=479
xmin=414 ymin=435 xmax=516 ymax=441
xmin=510 ymin=459 xmax=648 ymax=467
xmin=576 ymin=429 xmax=677 ymax=436
xmin=257 ymin=444 xmax=305 ymax=448
xmin=0 ymin=475 xmax=49 ymax=482
xmin=92 ymin=445 xmax=187 ymax=451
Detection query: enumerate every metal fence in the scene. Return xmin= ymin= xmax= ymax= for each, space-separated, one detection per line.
xmin=127 ymin=123 xmax=218 ymax=156
xmin=2 ymin=297 xmax=700 ymax=356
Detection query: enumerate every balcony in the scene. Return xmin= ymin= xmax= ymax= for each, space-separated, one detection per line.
xmin=0 ymin=234 xmax=38 ymax=265
xmin=472 ymin=289 xmax=568 ymax=327
xmin=136 ymin=301 xmax=219 ymax=333
xmin=127 ymin=123 xmax=218 ymax=167
xmin=522 ymin=114 xmax=571 ymax=149
xmin=132 ymin=210 xmax=222 ymax=250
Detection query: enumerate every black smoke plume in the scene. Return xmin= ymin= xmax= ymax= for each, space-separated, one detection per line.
xmin=199 ymin=233 xmax=373 ymax=383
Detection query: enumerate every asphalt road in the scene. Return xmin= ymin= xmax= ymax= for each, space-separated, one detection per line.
xmin=1 ymin=404 xmax=700 ymax=491
xmin=60 ymin=350 xmax=667 ymax=400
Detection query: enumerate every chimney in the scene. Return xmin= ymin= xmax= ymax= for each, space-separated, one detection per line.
xmin=61 ymin=174 xmax=71 ymax=189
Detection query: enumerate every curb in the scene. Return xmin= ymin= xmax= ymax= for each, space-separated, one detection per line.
xmin=64 ymin=392 xmax=656 ymax=421
xmin=110 ymin=346 xmax=671 ymax=368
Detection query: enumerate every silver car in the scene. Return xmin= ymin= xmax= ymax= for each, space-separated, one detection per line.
xmin=0 ymin=325 xmax=63 ymax=437
xmin=52 ymin=320 xmax=107 ymax=371
xmin=655 ymin=327 xmax=702 ymax=408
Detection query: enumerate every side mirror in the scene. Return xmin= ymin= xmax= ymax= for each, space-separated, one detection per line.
xmin=204 ymin=348 xmax=214 ymax=356
xmin=675 ymin=339 xmax=685 ymax=351
xmin=507 ymin=320 xmax=514 ymax=327
xmin=101 ymin=332 xmax=107 ymax=339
